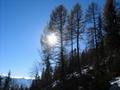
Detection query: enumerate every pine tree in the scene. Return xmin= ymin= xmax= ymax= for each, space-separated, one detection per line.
xmin=86 ymin=2 xmax=99 ymax=49
xmin=40 ymin=26 xmax=53 ymax=89
xmin=3 ymin=71 xmax=11 ymax=90
xmin=0 ymin=75 xmax=2 ymax=90
xmin=41 ymin=59 xmax=52 ymax=89
xmin=72 ymin=3 xmax=83 ymax=74
xmin=103 ymin=0 xmax=120 ymax=76
xmin=104 ymin=0 xmax=120 ymax=54
xmin=67 ymin=11 xmax=74 ymax=58
xmin=50 ymin=5 xmax=67 ymax=80
xmin=97 ymin=14 xmax=105 ymax=64
xmin=85 ymin=2 xmax=101 ymax=66
xmin=67 ymin=10 xmax=76 ymax=73
xmin=30 ymin=73 xmax=40 ymax=90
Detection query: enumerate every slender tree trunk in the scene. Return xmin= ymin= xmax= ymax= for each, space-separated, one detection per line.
xmin=60 ymin=14 xmax=65 ymax=80
xmin=98 ymin=15 xmax=105 ymax=63
xmin=92 ymin=6 xmax=99 ymax=66
xmin=77 ymin=12 xmax=81 ymax=75
xmin=71 ymin=26 xmax=73 ymax=61
xmin=93 ymin=7 xmax=97 ymax=49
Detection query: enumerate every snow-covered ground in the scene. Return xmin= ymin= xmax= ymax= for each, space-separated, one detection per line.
xmin=111 ymin=77 xmax=120 ymax=87
xmin=66 ymin=72 xmax=80 ymax=80
xmin=52 ymin=80 xmax=60 ymax=88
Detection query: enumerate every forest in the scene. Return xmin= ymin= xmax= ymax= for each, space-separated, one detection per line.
xmin=0 ymin=0 xmax=120 ymax=90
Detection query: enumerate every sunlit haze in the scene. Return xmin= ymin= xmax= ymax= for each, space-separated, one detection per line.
xmin=47 ymin=33 xmax=58 ymax=47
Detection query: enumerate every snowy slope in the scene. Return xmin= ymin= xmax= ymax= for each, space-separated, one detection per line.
xmin=12 ymin=78 xmax=32 ymax=87
xmin=1 ymin=76 xmax=32 ymax=87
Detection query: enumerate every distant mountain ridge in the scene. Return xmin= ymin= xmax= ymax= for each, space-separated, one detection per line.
xmin=1 ymin=76 xmax=32 ymax=88
xmin=12 ymin=77 xmax=32 ymax=87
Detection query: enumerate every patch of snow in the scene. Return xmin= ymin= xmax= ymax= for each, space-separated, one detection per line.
xmin=82 ymin=69 xmax=88 ymax=74
xmin=73 ymin=72 xmax=80 ymax=77
xmin=81 ymin=66 xmax=93 ymax=75
xmin=52 ymin=80 xmax=60 ymax=88
xmin=111 ymin=77 xmax=120 ymax=87
xmin=89 ymin=66 xmax=93 ymax=70
xmin=66 ymin=72 xmax=80 ymax=80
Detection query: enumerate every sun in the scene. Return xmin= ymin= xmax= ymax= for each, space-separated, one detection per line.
xmin=47 ymin=33 xmax=58 ymax=46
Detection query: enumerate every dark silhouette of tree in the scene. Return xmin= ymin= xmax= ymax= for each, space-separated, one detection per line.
xmin=67 ymin=10 xmax=74 ymax=65
xmin=86 ymin=2 xmax=99 ymax=49
xmin=67 ymin=10 xmax=78 ymax=73
xmin=72 ymin=3 xmax=84 ymax=74
xmin=3 ymin=71 xmax=11 ymax=90
xmin=50 ymin=5 xmax=67 ymax=80
xmin=0 ymin=75 xmax=2 ymax=90
xmin=85 ymin=2 xmax=102 ymax=67
xmin=104 ymin=0 xmax=120 ymax=54
xmin=30 ymin=73 xmax=40 ymax=90
xmin=40 ymin=60 xmax=52 ymax=89
xmin=40 ymin=26 xmax=54 ymax=89
xmin=96 ymin=14 xmax=105 ymax=64
xmin=103 ymin=0 xmax=120 ymax=77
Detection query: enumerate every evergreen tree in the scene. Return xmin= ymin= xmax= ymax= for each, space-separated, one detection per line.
xmin=104 ymin=0 xmax=120 ymax=54
xmin=0 ymin=75 xmax=2 ymax=90
xmin=72 ymin=3 xmax=83 ymax=74
xmin=86 ymin=2 xmax=99 ymax=49
xmin=103 ymin=0 xmax=120 ymax=76
xmin=3 ymin=71 xmax=11 ymax=90
xmin=40 ymin=26 xmax=53 ymax=89
xmin=67 ymin=11 xmax=74 ymax=61
xmin=67 ymin=10 xmax=76 ymax=73
xmin=50 ymin=5 xmax=67 ymax=80
xmin=30 ymin=73 xmax=40 ymax=90
xmin=96 ymin=14 xmax=105 ymax=64
xmin=85 ymin=2 xmax=101 ymax=66
xmin=41 ymin=60 xmax=52 ymax=89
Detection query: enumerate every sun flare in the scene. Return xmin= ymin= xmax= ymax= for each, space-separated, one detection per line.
xmin=47 ymin=33 xmax=58 ymax=46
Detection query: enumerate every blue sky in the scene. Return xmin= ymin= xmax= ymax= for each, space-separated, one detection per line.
xmin=0 ymin=0 xmax=104 ymax=78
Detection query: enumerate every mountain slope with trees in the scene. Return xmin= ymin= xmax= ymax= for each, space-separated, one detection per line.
xmin=29 ymin=0 xmax=120 ymax=90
